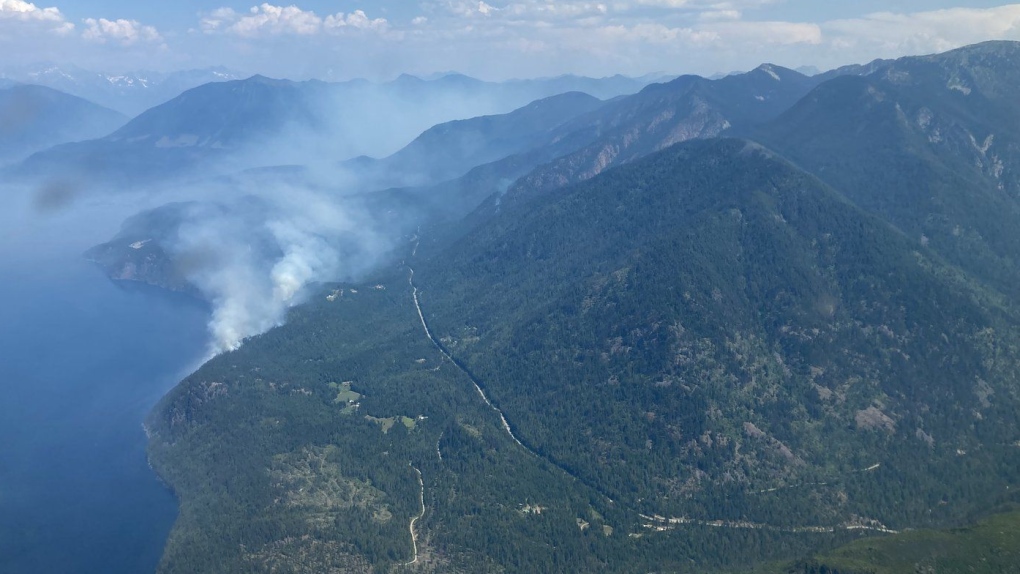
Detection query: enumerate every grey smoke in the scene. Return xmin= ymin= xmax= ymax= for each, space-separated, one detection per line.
xmin=165 ymin=183 xmax=391 ymax=356
xmin=14 ymin=72 xmax=604 ymax=358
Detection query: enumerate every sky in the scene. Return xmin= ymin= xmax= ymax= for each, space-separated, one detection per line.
xmin=3 ymin=1 xmax=1020 ymax=80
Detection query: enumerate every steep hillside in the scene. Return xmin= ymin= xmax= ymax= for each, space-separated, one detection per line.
xmin=360 ymin=64 xmax=828 ymax=248
xmin=417 ymin=138 xmax=1020 ymax=532
xmin=109 ymin=75 xmax=326 ymax=150
xmin=754 ymin=41 xmax=1020 ymax=298
xmin=506 ymin=64 xmax=820 ymax=194
xmin=147 ymin=138 xmax=1020 ymax=573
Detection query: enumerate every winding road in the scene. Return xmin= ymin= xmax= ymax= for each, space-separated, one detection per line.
xmin=402 ymin=248 xmax=899 ymax=542
xmin=408 ymin=267 xmax=528 ymax=450
xmin=404 ymin=464 xmax=426 ymax=567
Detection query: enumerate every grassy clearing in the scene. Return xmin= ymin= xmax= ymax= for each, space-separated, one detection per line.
xmin=773 ymin=508 xmax=1020 ymax=574
xmin=329 ymin=381 xmax=362 ymax=404
xmin=365 ymin=416 xmax=397 ymax=433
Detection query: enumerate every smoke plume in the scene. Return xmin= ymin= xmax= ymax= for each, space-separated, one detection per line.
xmin=161 ymin=183 xmax=391 ymax=356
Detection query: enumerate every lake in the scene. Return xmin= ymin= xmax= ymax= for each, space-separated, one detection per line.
xmin=0 ymin=194 xmax=209 ymax=574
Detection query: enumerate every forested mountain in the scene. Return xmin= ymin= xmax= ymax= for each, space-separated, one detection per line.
xmin=378 ymin=63 xmax=827 ymax=237
xmin=147 ymin=136 xmax=1020 ymax=572
xmin=754 ymin=41 xmax=1020 ymax=300
xmin=503 ymin=64 xmax=820 ymax=195
xmin=74 ymin=62 xmax=827 ymax=289
xmin=502 ymin=72 xmax=670 ymax=101
xmin=0 ymin=84 xmax=125 ymax=165
xmin=418 ymin=138 xmax=1020 ymax=530
xmin=353 ymin=63 xmax=828 ymax=241
xmin=94 ymin=40 xmax=1020 ymax=573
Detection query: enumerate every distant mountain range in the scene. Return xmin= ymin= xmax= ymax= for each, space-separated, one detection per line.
xmin=9 ymin=70 xmax=663 ymax=187
xmin=73 ymin=59 xmax=844 ymax=294
xmin=0 ymin=84 xmax=125 ymax=165
xmin=0 ymin=64 xmax=241 ymax=116
xmin=0 ymin=63 xmax=661 ymax=119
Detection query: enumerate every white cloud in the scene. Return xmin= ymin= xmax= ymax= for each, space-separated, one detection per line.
xmin=824 ymin=6 xmax=1020 ymax=57
xmin=706 ymin=20 xmax=822 ymax=46
xmin=324 ymin=10 xmax=389 ymax=33
xmin=7 ymin=1 xmax=1020 ymax=85
xmin=201 ymin=4 xmax=389 ymax=37
xmin=0 ymin=0 xmax=62 ymax=21
xmin=0 ymin=3 xmax=170 ymax=70
xmin=0 ymin=0 xmax=73 ymax=34
xmin=431 ymin=0 xmax=779 ymax=22
xmin=232 ymin=4 xmax=322 ymax=36
xmin=198 ymin=7 xmax=237 ymax=33
xmin=399 ymin=3 xmax=1020 ymax=79
xmin=698 ymin=9 xmax=741 ymax=22
xmin=437 ymin=1 xmax=610 ymax=20
xmin=82 ymin=17 xmax=162 ymax=45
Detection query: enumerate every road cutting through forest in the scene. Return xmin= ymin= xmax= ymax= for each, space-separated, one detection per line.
xmin=404 ymin=250 xmax=897 ymax=542
xmin=404 ymin=464 xmax=425 ymax=567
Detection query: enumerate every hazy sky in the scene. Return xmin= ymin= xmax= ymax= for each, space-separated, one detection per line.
xmin=3 ymin=1 xmax=1020 ymax=79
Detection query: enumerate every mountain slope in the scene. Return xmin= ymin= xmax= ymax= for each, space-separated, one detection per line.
xmin=348 ymin=91 xmax=605 ymax=189
xmin=417 ymin=138 xmax=1020 ymax=529
xmin=13 ymin=75 xmax=334 ymax=182
xmin=146 ymin=138 xmax=1020 ymax=573
xmin=364 ymin=63 xmax=825 ymax=234
xmin=0 ymin=84 xmax=125 ymax=164
xmin=109 ymin=75 xmax=325 ymax=149
xmin=502 ymin=64 xmax=820 ymax=195
xmin=754 ymin=41 xmax=1020 ymax=298
xmin=365 ymin=64 xmax=828 ymax=243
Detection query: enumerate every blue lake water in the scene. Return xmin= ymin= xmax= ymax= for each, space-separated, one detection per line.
xmin=0 ymin=242 xmax=209 ymax=573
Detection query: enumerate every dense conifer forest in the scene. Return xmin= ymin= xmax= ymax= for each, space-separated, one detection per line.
xmin=145 ymin=43 xmax=1020 ymax=572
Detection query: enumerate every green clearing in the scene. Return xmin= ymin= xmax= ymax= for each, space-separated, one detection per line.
xmin=364 ymin=415 xmax=417 ymax=434
xmin=768 ymin=508 xmax=1020 ymax=574
xmin=364 ymin=415 xmax=396 ymax=433
xmin=328 ymin=381 xmax=362 ymax=404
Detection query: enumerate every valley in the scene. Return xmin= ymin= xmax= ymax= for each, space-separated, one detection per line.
xmin=130 ymin=42 xmax=1020 ymax=572
xmin=5 ymin=18 xmax=1020 ymax=572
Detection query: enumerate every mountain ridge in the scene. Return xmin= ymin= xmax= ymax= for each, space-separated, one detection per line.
xmin=144 ymin=135 xmax=1020 ymax=572
xmin=0 ymin=84 xmax=126 ymax=165
xmin=55 ymin=40 xmax=1020 ymax=572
